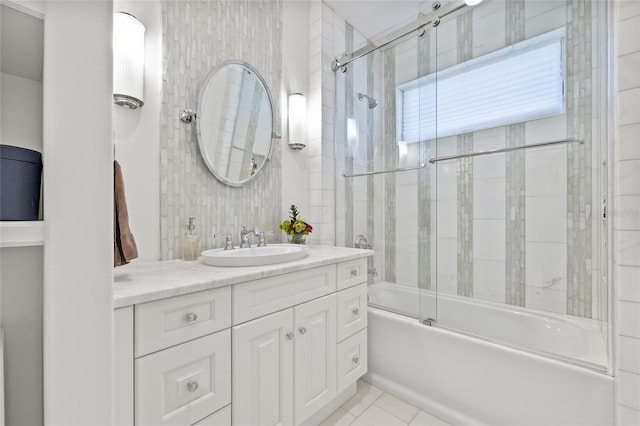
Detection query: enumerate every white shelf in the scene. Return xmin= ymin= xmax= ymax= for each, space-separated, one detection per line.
xmin=0 ymin=221 xmax=44 ymax=248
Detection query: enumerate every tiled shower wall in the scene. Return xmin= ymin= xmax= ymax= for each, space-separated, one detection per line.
xmin=335 ymin=0 xmax=607 ymax=319
xmin=161 ymin=0 xmax=282 ymax=260
xmin=615 ymin=2 xmax=640 ymax=423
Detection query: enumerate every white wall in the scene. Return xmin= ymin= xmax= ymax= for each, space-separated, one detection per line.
xmin=42 ymin=2 xmax=114 ymax=424
xmin=113 ymin=0 xmax=162 ymax=261
xmin=0 ymin=4 xmax=44 ymax=425
xmin=0 ymin=72 xmax=42 ymax=152
xmin=614 ymin=1 xmax=640 ymax=424
xmin=282 ymin=0 xmax=310 ymax=223
xmin=0 ymin=247 xmax=43 ymax=426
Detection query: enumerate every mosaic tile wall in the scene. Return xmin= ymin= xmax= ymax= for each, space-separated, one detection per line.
xmin=334 ymin=0 xmax=607 ymax=320
xmin=504 ymin=0 xmax=526 ymax=307
xmin=565 ymin=0 xmax=593 ymax=317
xmin=161 ymin=0 xmax=282 ymax=260
xmin=456 ymin=12 xmax=474 ymax=298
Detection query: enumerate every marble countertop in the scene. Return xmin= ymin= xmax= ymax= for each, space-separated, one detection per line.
xmin=113 ymin=245 xmax=373 ymax=308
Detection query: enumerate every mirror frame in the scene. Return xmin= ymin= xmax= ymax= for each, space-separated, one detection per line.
xmin=196 ymin=60 xmax=277 ymax=187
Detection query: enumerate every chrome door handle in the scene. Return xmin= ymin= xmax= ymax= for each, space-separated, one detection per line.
xmin=350 ymin=270 xmax=358 ymax=277
xmin=352 ymin=308 xmax=359 ymax=315
xmin=186 ymin=380 xmax=199 ymax=392
xmin=352 ymin=356 xmax=359 ymax=365
xmin=298 ymin=327 xmax=307 ymax=335
xmin=185 ymin=312 xmax=198 ymax=323
xmin=286 ymin=332 xmax=295 ymax=340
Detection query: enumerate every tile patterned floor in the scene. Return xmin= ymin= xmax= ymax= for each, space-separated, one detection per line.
xmin=320 ymin=380 xmax=452 ymax=426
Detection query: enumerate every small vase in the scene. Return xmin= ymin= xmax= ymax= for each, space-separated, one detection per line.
xmin=289 ymin=234 xmax=306 ymax=245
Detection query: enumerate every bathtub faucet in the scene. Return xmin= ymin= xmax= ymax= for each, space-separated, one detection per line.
xmin=354 ymin=234 xmax=372 ymax=249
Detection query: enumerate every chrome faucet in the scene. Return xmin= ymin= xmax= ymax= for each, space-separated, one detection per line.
xmin=213 ymin=233 xmax=234 ymax=250
xmin=354 ymin=234 xmax=372 ymax=249
xmin=255 ymin=229 xmax=275 ymax=247
xmin=239 ymin=226 xmax=256 ymax=248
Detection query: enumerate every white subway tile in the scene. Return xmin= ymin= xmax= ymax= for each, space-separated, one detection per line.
xmin=618 ymin=265 xmax=640 ymax=303
xmin=619 ymin=88 xmax=640 ymax=126
xmin=618 ymin=15 xmax=640 ymax=56
xmin=525 ymin=242 xmax=567 ymax=290
xmin=474 ymin=219 xmax=506 ymax=261
xmin=473 ymin=13 xmax=506 ymax=57
xmin=437 ymin=200 xmax=457 ymax=238
xmin=526 ymin=286 xmax=567 ymax=314
xmin=473 ymin=260 xmax=507 ymax=303
xmin=615 ymin=196 xmax=640 ymax=231
xmin=474 ymin=154 xmax=506 ymax=180
xmin=616 ymin=230 xmax=640 ymax=267
xmin=618 ymin=0 xmax=640 ymax=22
xmin=526 ymin=196 xmax=567 ymax=243
xmin=524 ymin=4 xmax=566 ymax=39
xmin=619 ymin=336 xmax=640 ymax=375
xmin=525 ymin=146 xmax=567 ymax=197
xmin=619 ymin=53 xmax=640 ymax=91
xmin=615 ymin=160 xmax=640 ymax=196
xmin=524 ymin=115 xmax=568 ymax=143
xmin=618 ymin=124 xmax=640 ymax=161
xmin=618 ymin=370 xmax=640 ymax=410
xmin=619 ymin=300 xmax=640 ymax=338
xmin=618 ymin=404 xmax=640 ymax=426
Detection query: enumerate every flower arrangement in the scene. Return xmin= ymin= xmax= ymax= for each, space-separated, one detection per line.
xmin=280 ymin=204 xmax=312 ymax=244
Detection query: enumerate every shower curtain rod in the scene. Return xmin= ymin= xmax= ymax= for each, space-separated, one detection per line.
xmin=333 ymin=0 xmax=468 ymax=71
xmin=428 ymin=138 xmax=584 ymax=163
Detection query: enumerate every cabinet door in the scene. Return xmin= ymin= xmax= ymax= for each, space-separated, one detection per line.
xmin=136 ymin=330 xmax=231 ymax=426
xmin=233 ymin=309 xmax=294 ymax=426
xmin=293 ymin=294 xmax=337 ymax=425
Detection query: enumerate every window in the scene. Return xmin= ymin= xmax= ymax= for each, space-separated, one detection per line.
xmin=397 ymin=29 xmax=565 ymax=143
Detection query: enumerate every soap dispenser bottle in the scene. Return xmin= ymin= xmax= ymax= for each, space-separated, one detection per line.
xmin=183 ymin=217 xmax=200 ymax=261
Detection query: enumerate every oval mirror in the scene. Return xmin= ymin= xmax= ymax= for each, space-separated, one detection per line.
xmin=197 ymin=60 xmax=275 ymax=187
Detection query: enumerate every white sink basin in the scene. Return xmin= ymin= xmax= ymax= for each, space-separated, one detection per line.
xmin=201 ymin=244 xmax=309 ymax=267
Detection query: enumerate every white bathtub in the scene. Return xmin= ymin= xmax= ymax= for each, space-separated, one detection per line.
xmin=365 ymin=282 xmax=615 ymax=426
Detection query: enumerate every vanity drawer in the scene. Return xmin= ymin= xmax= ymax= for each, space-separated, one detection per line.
xmin=135 ymin=287 xmax=231 ymax=357
xmin=336 ymin=283 xmax=367 ymax=342
xmin=192 ymin=405 xmax=231 ymax=426
xmin=337 ymin=328 xmax=368 ymax=394
xmin=337 ymin=258 xmax=367 ymax=291
xmin=233 ymin=265 xmax=336 ymax=325
xmin=136 ymin=330 xmax=231 ymax=426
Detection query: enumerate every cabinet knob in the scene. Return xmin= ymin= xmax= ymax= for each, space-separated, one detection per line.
xmin=186 ymin=380 xmax=199 ymax=392
xmin=352 ymin=356 xmax=359 ymax=365
xmin=185 ymin=312 xmax=198 ymax=323
xmin=286 ymin=332 xmax=295 ymax=340
xmin=350 ymin=270 xmax=358 ymax=277
xmin=352 ymin=308 xmax=359 ymax=315
xmin=298 ymin=327 xmax=307 ymax=335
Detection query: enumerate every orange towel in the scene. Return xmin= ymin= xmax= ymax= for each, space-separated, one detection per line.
xmin=114 ymin=160 xmax=138 ymax=267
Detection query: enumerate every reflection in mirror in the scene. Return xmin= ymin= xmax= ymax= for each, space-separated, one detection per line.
xmin=197 ymin=60 xmax=275 ymax=186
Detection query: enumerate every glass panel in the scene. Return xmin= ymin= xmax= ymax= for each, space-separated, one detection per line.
xmin=334 ymin=0 xmax=610 ymax=373
xmin=428 ymin=1 xmax=610 ymax=371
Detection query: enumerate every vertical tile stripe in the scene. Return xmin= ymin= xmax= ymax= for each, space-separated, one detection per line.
xmin=383 ymin=48 xmax=397 ymax=283
xmin=566 ymin=0 xmax=593 ymax=318
xmin=504 ymin=0 xmax=526 ymax=306
xmin=505 ymin=124 xmax=526 ymax=306
xmin=344 ymin=23 xmax=354 ymax=248
xmin=456 ymin=12 xmax=473 ymax=297
xmin=366 ymin=53 xmax=376 ymax=275
xmin=417 ymin=30 xmax=432 ymax=290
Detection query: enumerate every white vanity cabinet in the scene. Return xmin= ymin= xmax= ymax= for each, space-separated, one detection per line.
xmin=232 ymin=293 xmax=337 ymax=426
xmin=114 ymin=248 xmax=371 ymax=426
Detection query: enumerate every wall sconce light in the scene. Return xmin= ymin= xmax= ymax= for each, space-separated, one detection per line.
xmin=113 ymin=12 xmax=145 ymax=109
xmin=288 ymin=93 xmax=306 ymax=150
